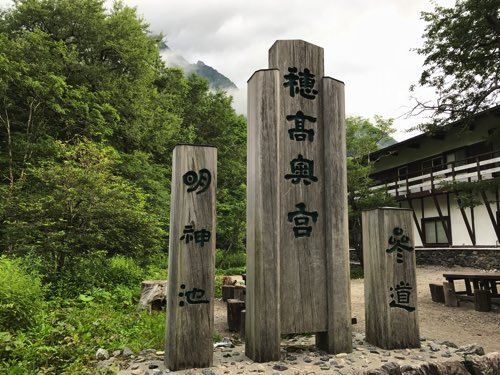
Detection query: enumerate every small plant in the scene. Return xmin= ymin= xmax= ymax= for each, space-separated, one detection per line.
xmin=350 ymin=264 xmax=364 ymax=279
xmin=213 ymin=330 xmax=222 ymax=342
xmin=214 ymin=275 xmax=224 ymax=299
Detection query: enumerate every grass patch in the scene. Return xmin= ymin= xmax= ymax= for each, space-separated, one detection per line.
xmin=215 ymin=266 xmax=246 ymax=276
xmin=0 ymin=289 xmax=165 ymax=374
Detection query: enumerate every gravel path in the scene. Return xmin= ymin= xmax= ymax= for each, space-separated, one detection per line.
xmin=115 ymin=265 xmax=500 ymax=374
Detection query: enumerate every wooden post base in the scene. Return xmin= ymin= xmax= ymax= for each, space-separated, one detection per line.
xmin=227 ymin=299 xmax=245 ymax=331
xmin=429 ymin=283 xmax=445 ymax=303
xmin=443 ymin=281 xmax=459 ymax=307
xmin=222 ymin=285 xmax=235 ymax=302
xmin=240 ymin=310 xmax=246 ymax=338
xmin=234 ymin=285 xmax=246 ymax=301
xmin=474 ymin=289 xmax=491 ymax=312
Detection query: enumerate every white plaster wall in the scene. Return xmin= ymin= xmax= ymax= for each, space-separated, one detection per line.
xmin=449 ymin=195 xmax=474 ymax=246
xmin=412 ymin=215 xmax=423 ymax=247
xmin=401 ymin=191 xmax=499 ymax=247
xmin=473 ymin=191 xmax=498 ymax=246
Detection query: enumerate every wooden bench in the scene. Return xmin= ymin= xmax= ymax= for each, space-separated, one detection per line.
xmin=442 ymin=272 xmax=500 ymax=310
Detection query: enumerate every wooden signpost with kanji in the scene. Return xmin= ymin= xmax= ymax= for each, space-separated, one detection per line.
xmin=165 ymin=145 xmax=217 ymax=371
xmin=363 ymin=207 xmax=420 ymax=349
xmin=246 ymin=40 xmax=352 ymax=362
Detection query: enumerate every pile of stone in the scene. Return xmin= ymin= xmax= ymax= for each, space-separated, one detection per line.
xmin=96 ymin=347 xmax=166 ymax=375
xmin=95 ymin=334 xmax=500 ymax=374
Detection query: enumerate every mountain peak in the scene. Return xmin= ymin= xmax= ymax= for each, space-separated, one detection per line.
xmin=160 ymin=47 xmax=237 ymax=91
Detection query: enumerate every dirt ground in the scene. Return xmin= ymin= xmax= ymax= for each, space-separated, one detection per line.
xmin=215 ymin=265 xmax=500 ymax=353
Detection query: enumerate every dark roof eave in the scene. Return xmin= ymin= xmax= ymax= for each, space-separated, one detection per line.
xmin=369 ymin=105 xmax=500 ymax=160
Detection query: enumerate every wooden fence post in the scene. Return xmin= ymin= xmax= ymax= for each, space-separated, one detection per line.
xmin=165 ymin=145 xmax=217 ymax=371
xmin=363 ymin=208 xmax=420 ymax=349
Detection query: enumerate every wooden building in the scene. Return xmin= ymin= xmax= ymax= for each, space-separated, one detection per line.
xmin=368 ymin=106 xmax=500 ymax=269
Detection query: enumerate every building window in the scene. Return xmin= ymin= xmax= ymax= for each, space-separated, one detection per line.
xmin=422 ymin=217 xmax=450 ymax=246
xmin=398 ymin=166 xmax=408 ymax=180
xmin=422 ymin=156 xmax=443 ymax=173
xmin=446 ymin=149 xmax=467 ymax=168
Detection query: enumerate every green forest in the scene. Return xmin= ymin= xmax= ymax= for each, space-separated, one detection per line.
xmin=0 ymin=0 xmax=395 ymax=372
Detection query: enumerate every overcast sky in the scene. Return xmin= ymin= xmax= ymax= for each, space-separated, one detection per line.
xmin=1 ymin=0 xmax=457 ymax=141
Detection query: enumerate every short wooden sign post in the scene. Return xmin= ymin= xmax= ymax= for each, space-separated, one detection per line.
xmin=246 ymin=40 xmax=352 ymax=362
xmin=474 ymin=289 xmax=491 ymax=312
xmin=429 ymin=283 xmax=445 ymax=303
xmin=443 ymin=281 xmax=459 ymax=307
xmin=221 ymin=285 xmax=235 ymax=301
xmin=165 ymin=145 xmax=217 ymax=371
xmin=363 ymin=208 xmax=420 ymax=349
xmin=227 ymin=299 xmax=245 ymax=331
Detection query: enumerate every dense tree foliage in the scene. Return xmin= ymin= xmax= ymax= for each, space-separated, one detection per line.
xmin=346 ymin=116 xmax=396 ymax=264
xmin=0 ymin=0 xmax=246 ymax=289
xmin=411 ymin=0 xmax=500 ymax=129
xmin=0 ymin=0 xmax=395 ymax=281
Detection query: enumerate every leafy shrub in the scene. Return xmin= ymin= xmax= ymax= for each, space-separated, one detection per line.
xmin=106 ymin=255 xmax=144 ymax=289
xmin=42 ymin=253 xmax=151 ymax=298
xmin=214 ymin=275 xmax=224 ymax=299
xmin=215 ymin=266 xmax=246 ymax=276
xmin=143 ymin=252 xmax=168 ymax=281
xmin=0 ymin=257 xmax=44 ymax=332
xmin=215 ymin=249 xmax=246 ymax=269
xmin=350 ymin=264 xmax=364 ymax=279
xmin=43 ymin=250 xmax=111 ymax=298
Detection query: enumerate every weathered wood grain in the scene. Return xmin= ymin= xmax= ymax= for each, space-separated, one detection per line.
xmin=245 ymin=69 xmax=281 ymax=362
xmin=316 ymin=77 xmax=352 ymax=353
xmin=363 ymin=208 xmax=420 ymax=349
xmin=269 ymin=39 xmax=328 ymax=335
xmin=247 ymin=40 xmax=353 ymax=359
xmin=139 ymin=280 xmax=166 ymax=312
xmin=165 ymin=145 xmax=217 ymax=371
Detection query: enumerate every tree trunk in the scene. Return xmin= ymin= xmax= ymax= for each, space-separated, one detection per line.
xmin=1 ymin=105 xmax=14 ymax=187
xmin=56 ymin=252 xmax=66 ymax=276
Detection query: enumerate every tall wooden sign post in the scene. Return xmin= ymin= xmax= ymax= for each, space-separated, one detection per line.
xmin=362 ymin=208 xmax=420 ymax=349
xmin=246 ymin=40 xmax=352 ymax=362
xmin=165 ymin=145 xmax=217 ymax=371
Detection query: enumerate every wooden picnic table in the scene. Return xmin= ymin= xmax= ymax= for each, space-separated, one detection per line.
xmin=443 ymin=272 xmax=500 ymax=304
